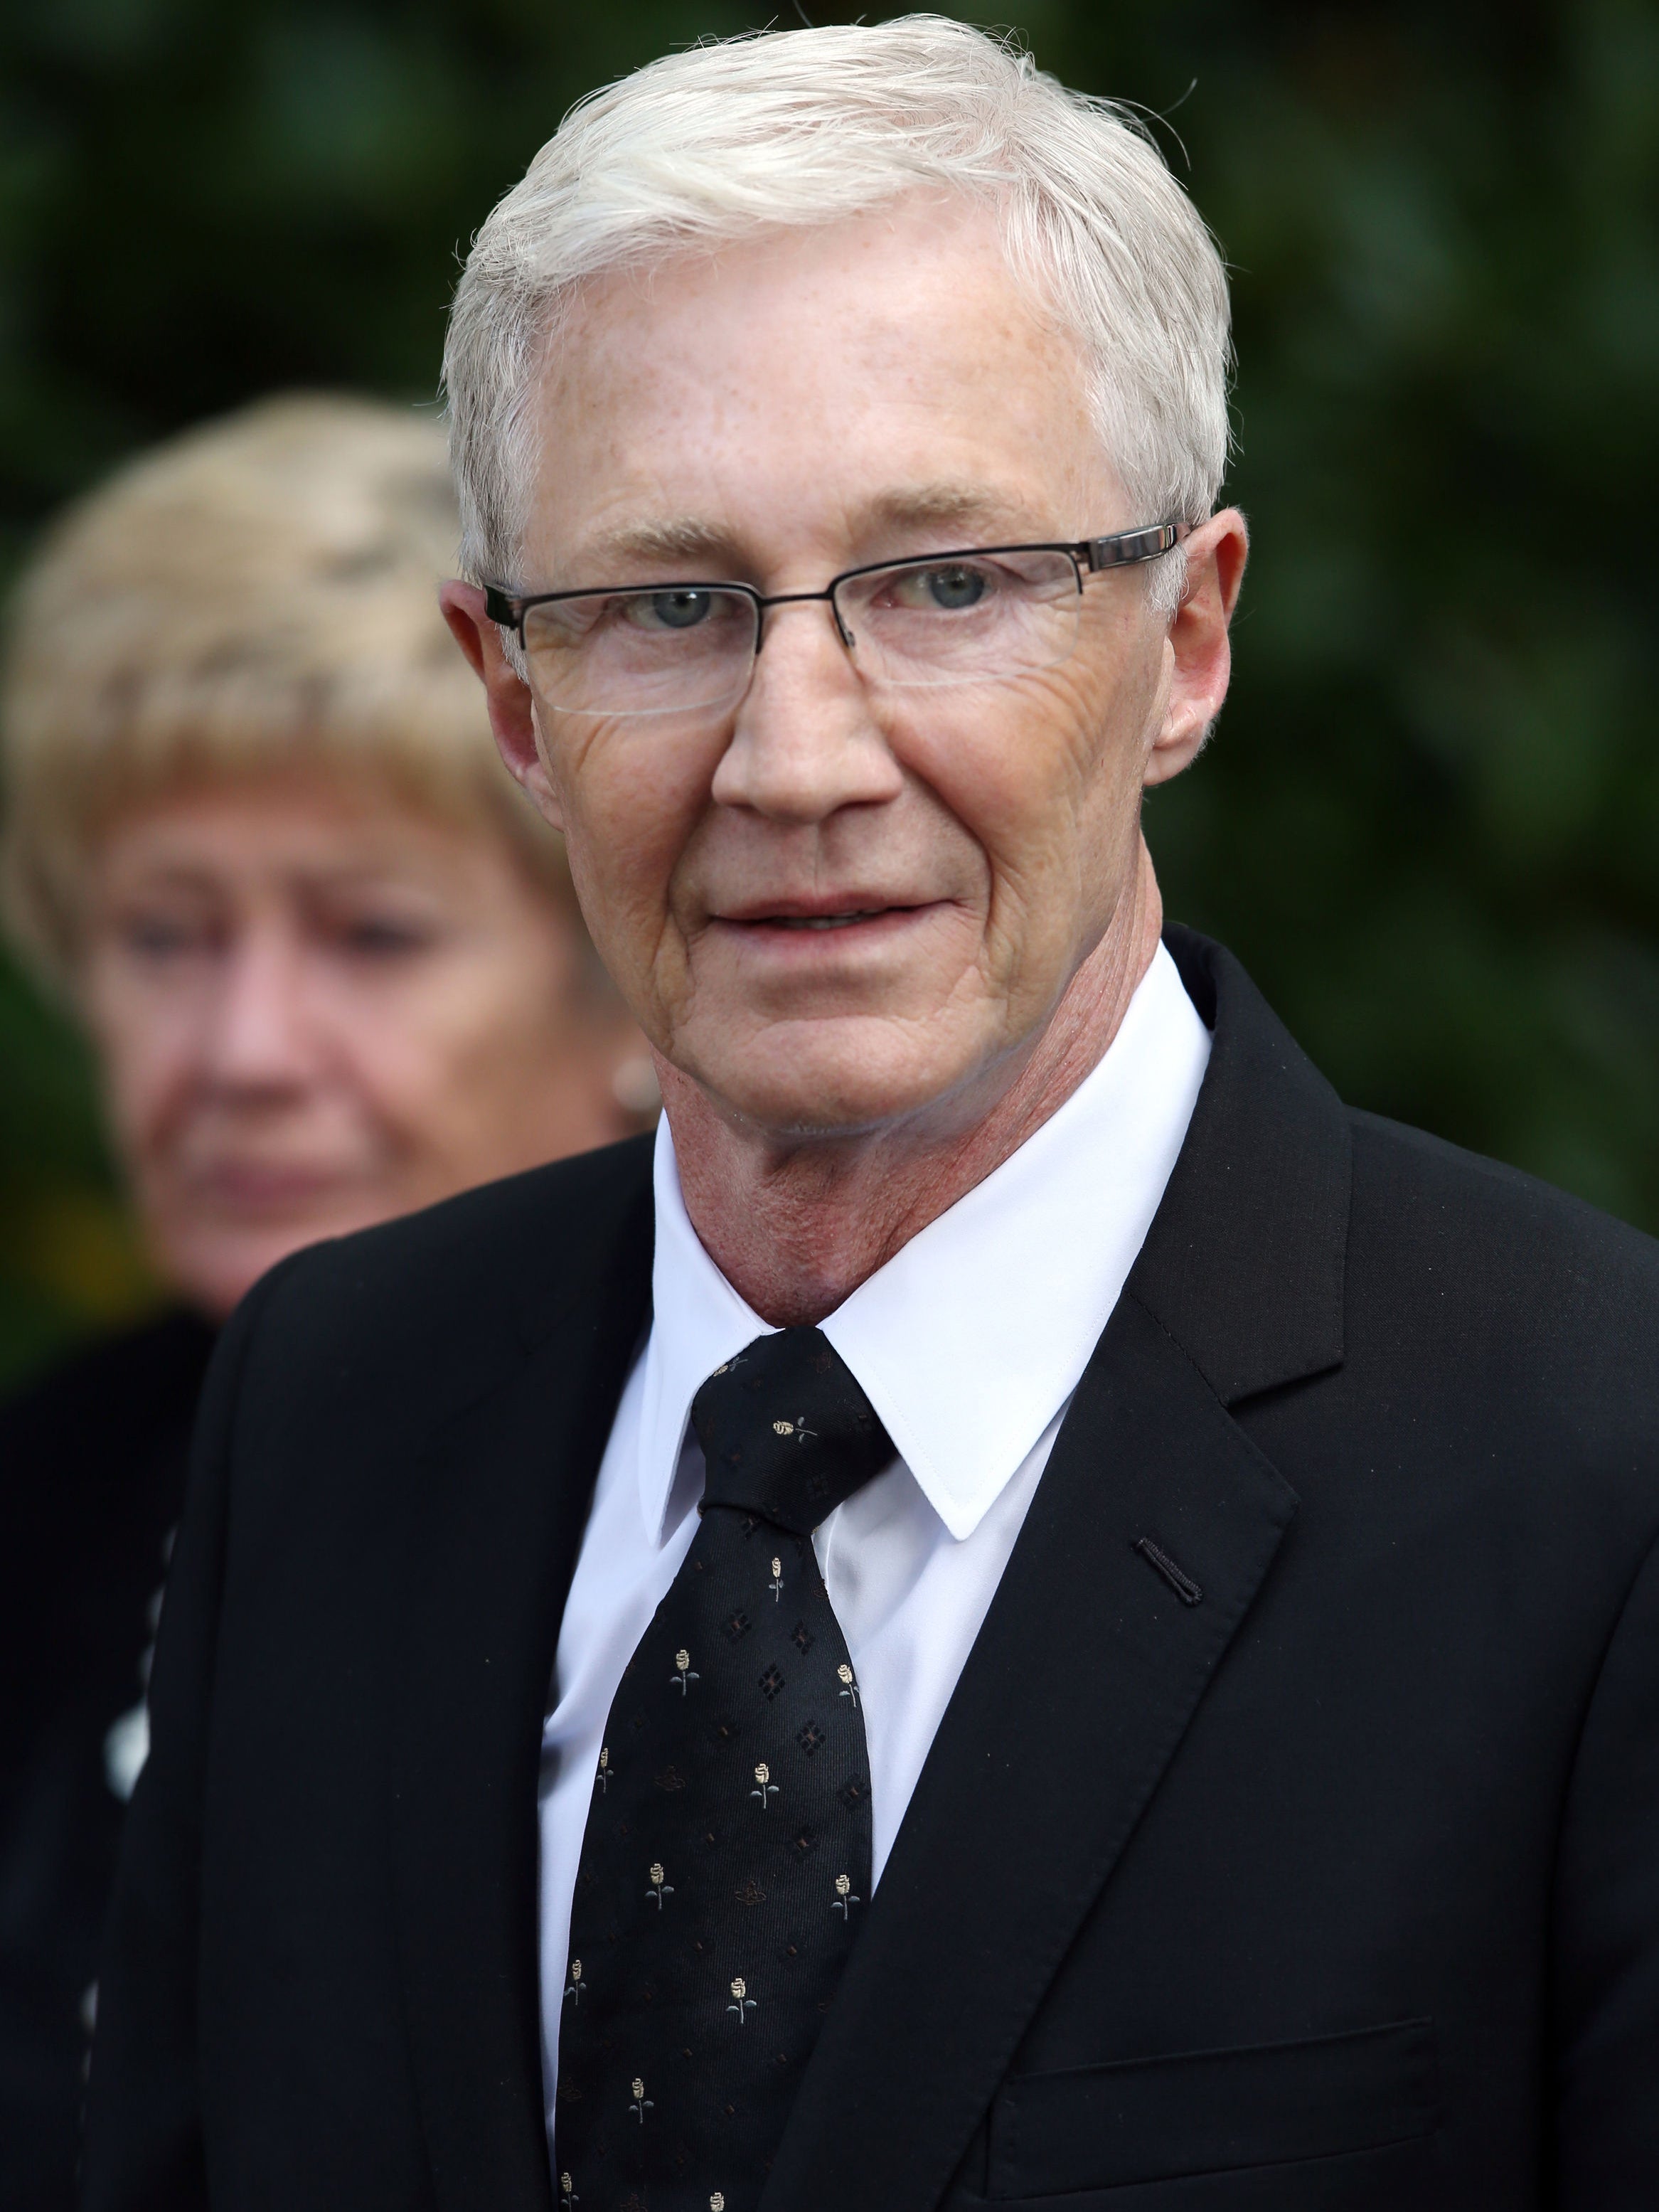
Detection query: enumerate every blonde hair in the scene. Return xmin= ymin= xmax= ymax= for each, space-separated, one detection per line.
xmin=444 ymin=16 xmax=1230 ymax=621
xmin=1 ymin=390 xmax=570 ymax=984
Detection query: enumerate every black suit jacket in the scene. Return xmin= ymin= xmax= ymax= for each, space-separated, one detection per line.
xmin=82 ymin=930 xmax=1659 ymax=2211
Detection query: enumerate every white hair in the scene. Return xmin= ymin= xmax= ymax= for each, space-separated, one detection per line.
xmin=443 ymin=14 xmax=1231 ymax=622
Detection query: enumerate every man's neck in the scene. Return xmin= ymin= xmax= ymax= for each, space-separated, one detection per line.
xmin=663 ymin=846 xmax=1165 ymax=1327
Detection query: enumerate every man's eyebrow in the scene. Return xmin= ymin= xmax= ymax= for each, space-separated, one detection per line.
xmin=573 ymin=517 xmax=740 ymax=574
xmin=863 ymin=483 xmax=1039 ymax=539
xmin=565 ymin=486 xmax=1042 ymax=581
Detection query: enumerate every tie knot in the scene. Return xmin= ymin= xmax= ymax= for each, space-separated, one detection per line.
xmin=690 ymin=1327 xmax=895 ymax=1535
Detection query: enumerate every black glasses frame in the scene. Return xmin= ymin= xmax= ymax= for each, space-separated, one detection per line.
xmin=482 ymin=522 xmax=1188 ymax=649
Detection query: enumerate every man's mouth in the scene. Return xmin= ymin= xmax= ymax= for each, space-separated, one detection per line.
xmin=715 ymin=895 xmax=922 ymax=932
xmin=762 ymin=910 xmax=887 ymax=931
xmin=710 ymin=897 xmax=937 ymax=949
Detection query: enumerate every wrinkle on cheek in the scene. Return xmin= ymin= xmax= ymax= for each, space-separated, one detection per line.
xmin=651 ymin=917 xmax=698 ymax=1050
xmin=970 ymin=735 xmax=1137 ymax=1031
xmin=597 ymin=878 xmax=683 ymax=1048
xmin=552 ymin=703 xmax=725 ymax=1051
xmin=938 ymin=691 xmax=1092 ymax=993
xmin=537 ymin=710 xmax=612 ymax=824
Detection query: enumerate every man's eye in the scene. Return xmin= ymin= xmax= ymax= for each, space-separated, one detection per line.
xmin=890 ymin=563 xmax=991 ymax=612
xmin=622 ymin=589 xmax=717 ymax=632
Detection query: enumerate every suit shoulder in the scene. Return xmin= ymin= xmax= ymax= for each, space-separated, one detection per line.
xmin=1343 ymin=1107 xmax=1659 ymax=1445
xmin=1347 ymin=1107 xmax=1659 ymax=1292
xmin=233 ymin=1135 xmax=656 ymax=1431
xmin=297 ymin=1132 xmax=654 ymax=1304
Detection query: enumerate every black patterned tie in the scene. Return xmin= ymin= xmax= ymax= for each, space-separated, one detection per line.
xmin=555 ymin=1327 xmax=895 ymax=2212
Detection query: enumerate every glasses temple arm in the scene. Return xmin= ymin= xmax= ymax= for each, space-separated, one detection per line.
xmin=1079 ymin=523 xmax=1189 ymax=571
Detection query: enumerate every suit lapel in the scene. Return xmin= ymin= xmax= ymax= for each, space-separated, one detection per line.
xmin=760 ymin=1297 xmax=1298 ymax=2212
xmin=762 ymin=930 xmax=1353 ymax=2212
xmin=389 ymin=1169 xmax=653 ymax=2212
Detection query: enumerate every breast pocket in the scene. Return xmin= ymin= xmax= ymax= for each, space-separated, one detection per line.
xmin=986 ymin=2019 xmax=1439 ymax=2199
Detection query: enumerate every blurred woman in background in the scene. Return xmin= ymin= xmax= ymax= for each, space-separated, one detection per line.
xmin=0 ymin=394 xmax=651 ymax=2211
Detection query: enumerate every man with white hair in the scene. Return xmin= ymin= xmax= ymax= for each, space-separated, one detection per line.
xmin=85 ymin=19 xmax=1659 ymax=2212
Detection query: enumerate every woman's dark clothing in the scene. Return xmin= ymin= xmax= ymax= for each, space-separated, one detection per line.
xmin=0 ymin=1310 xmax=213 ymax=2212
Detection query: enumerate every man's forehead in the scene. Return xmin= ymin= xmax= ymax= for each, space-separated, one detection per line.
xmin=539 ymin=203 xmax=1088 ymax=447
xmin=526 ymin=205 xmax=1108 ymax=582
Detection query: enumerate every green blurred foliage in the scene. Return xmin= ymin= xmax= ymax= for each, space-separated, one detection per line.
xmin=1 ymin=0 xmax=1655 ymax=1388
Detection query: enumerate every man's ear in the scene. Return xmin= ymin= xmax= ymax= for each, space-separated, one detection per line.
xmin=438 ymin=581 xmax=564 ymax=828
xmin=1143 ymin=506 xmax=1249 ymax=788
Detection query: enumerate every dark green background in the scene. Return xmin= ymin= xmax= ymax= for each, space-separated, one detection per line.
xmin=2 ymin=0 xmax=1655 ymax=1389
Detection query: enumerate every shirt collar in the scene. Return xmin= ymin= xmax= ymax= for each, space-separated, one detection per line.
xmin=636 ymin=941 xmax=1211 ymax=1545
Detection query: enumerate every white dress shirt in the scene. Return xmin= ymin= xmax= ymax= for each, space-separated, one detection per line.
xmin=536 ymin=942 xmax=1210 ymax=2134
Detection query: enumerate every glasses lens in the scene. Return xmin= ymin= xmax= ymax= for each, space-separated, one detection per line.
xmin=521 ymin=587 xmax=757 ymax=717
xmin=838 ymin=549 xmax=1082 ymax=689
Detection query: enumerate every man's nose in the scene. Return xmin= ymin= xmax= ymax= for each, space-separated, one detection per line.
xmin=200 ymin=927 xmax=323 ymax=1092
xmin=710 ymin=598 xmax=905 ymax=822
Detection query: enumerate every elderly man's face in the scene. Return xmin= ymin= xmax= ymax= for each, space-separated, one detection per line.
xmin=489 ymin=199 xmax=1228 ymax=1139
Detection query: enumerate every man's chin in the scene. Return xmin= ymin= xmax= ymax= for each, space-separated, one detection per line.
xmin=673 ymin=1028 xmax=1001 ymax=1149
